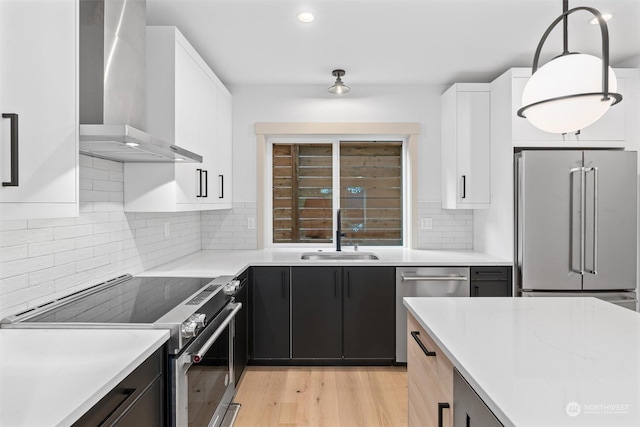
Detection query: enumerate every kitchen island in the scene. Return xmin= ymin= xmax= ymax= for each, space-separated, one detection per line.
xmin=404 ymin=297 xmax=640 ymax=426
xmin=0 ymin=328 xmax=169 ymax=427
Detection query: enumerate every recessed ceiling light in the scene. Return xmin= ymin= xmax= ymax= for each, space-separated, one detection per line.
xmin=175 ymin=158 xmax=184 ymax=161
xmin=590 ymin=13 xmax=612 ymax=24
xmin=125 ymin=142 xmax=139 ymax=148
xmin=297 ymin=12 xmax=314 ymax=23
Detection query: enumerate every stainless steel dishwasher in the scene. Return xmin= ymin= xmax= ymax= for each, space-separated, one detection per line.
xmin=395 ymin=267 xmax=470 ymax=363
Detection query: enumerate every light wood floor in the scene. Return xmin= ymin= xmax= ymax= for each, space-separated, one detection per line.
xmin=234 ymin=366 xmax=408 ymax=427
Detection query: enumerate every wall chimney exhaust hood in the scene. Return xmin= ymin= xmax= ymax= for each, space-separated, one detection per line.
xmin=79 ymin=0 xmax=202 ymax=163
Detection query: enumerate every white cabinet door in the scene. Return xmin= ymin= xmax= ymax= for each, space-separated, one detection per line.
xmin=456 ymin=91 xmax=491 ymax=206
xmin=126 ymin=26 xmax=232 ymax=212
xmin=0 ymin=0 xmax=78 ymax=219
xmin=174 ymin=41 xmax=202 ymax=206
xmin=441 ymin=84 xmax=490 ymax=209
xmin=197 ymin=72 xmax=218 ymax=207
xmin=215 ymin=86 xmax=233 ymax=208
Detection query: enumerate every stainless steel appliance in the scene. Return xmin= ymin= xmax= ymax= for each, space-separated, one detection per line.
xmin=78 ymin=0 xmax=201 ymax=163
xmin=395 ymin=267 xmax=470 ymax=363
xmin=515 ymin=150 xmax=638 ymax=310
xmin=1 ymin=274 xmax=243 ymax=427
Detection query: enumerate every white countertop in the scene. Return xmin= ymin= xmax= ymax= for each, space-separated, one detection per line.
xmin=139 ymin=248 xmax=511 ymax=278
xmin=404 ymin=297 xmax=640 ymax=427
xmin=0 ymin=328 xmax=169 ymax=427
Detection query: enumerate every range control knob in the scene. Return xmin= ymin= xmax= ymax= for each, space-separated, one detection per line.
xmin=181 ymin=313 xmax=207 ymax=339
xmin=191 ymin=313 xmax=207 ymax=329
xmin=181 ymin=321 xmax=198 ymax=339
xmin=223 ymin=280 xmax=240 ymax=296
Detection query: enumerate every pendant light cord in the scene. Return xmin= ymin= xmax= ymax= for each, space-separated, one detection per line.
xmin=562 ymin=0 xmax=569 ymax=54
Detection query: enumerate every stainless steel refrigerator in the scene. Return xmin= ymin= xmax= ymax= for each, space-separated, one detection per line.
xmin=515 ymin=150 xmax=638 ymax=310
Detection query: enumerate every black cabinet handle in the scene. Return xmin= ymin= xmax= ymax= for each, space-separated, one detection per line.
xmin=219 ymin=174 xmax=224 ymax=199
xmin=202 ymin=169 xmax=208 ymax=198
xmin=438 ymin=402 xmax=450 ymax=427
xmin=410 ymin=331 xmax=435 ymax=356
xmin=196 ymin=169 xmax=203 ymax=197
xmin=472 ymin=285 xmax=479 ymax=297
xmin=2 ymin=113 xmax=18 ymax=187
xmin=334 ymin=271 xmax=338 ymax=297
xmin=347 ymin=271 xmax=351 ymax=298
xmin=466 ymin=413 xmax=471 ymax=427
xmin=474 ymin=270 xmax=503 ymax=275
xmin=281 ymin=271 xmax=286 ymax=298
xmin=98 ymin=388 xmax=136 ymax=425
xmin=461 ymin=175 xmax=466 ymax=199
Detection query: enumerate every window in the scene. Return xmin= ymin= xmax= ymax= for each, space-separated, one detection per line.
xmin=271 ymin=141 xmax=403 ymax=246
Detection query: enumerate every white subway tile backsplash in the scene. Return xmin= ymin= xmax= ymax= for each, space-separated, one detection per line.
xmin=0 ymin=255 xmax=54 ymax=280
xmin=53 ymin=224 xmax=94 ymax=240
xmin=0 ymin=228 xmax=53 ymax=248
xmin=201 ymin=202 xmax=258 ymax=250
xmin=0 ymin=274 xmax=28 ymax=296
xmin=0 ymin=245 xmax=28 ymax=263
xmin=54 ymin=248 xmax=94 ymax=266
xmin=29 ymin=263 xmax=76 ymax=286
xmin=0 ymin=155 xmax=201 ymax=318
xmin=417 ymin=202 xmax=473 ymax=250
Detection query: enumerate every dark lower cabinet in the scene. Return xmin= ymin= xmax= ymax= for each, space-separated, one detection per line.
xmin=343 ymin=267 xmax=395 ymax=359
xmin=291 ymin=266 xmax=342 ymax=359
xmin=470 ymin=266 xmax=512 ymax=297
xmin=250 ymin=265 xmax=396 ymax=362
xmin=251 ymin=266 xmax=290 ymax=360
xmin=454 ymin=368 xmax=503 ymax=427
xmin=73 ymin=347 xmax=165 ymax=427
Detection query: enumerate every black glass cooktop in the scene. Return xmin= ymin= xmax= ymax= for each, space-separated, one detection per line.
xmin=25 ymin=277 xmax=214 ymax=324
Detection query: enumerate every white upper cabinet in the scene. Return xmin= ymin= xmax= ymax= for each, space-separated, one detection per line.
xmin=495 ymin=68 xmax=634 ymax=147
xmin=0 ymin=0 xmax=78 ymax=219
xmin=124 ymin=26 xmax=232 ymax=212
xmin=441 ymin=83 xmax=491 ymax=209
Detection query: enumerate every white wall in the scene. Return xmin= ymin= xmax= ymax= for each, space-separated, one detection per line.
xmin=0 ymin=155 xmax=201 ymax=318
xmin=230 ymin=84 xmax=445 ymax=203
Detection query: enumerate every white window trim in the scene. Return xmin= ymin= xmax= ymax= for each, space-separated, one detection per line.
xmin=255 ymin=122 xmax=420 ymax=249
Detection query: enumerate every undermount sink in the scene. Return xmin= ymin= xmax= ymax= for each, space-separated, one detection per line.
xmin=300 ymin=251 xmax=379 ymax=260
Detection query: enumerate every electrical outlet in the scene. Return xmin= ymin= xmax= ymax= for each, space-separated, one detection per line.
xmin=164 ymin=222 xmax=171 ymax=237
xmin=247 ymin=217 xmax=256 ymax=230
xmin=420 ymin=217 xmax=433 ymax=230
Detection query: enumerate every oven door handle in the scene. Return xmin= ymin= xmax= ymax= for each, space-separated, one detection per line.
xmin=190 ymin=303 xmax=241 ymax=364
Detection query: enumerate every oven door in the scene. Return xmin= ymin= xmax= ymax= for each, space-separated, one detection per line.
xmin=172 ymin=302 xmax=241 ymax=427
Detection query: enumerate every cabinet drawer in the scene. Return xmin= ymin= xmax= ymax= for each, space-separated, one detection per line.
xmin=408 ymin=314 xmax=453 ymax=427
xmin=72 ymin=348 xmax=164 ymax=427
xmin=471 ymin=281 xmax=513 ymax=297
xmin=470 ymin=266 xmax=510 ymax=281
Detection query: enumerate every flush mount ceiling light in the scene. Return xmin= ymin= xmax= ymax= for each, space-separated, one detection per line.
xmin=517 ymin=0 xmax=622 ymax=134
xmin=297 ymin=12 xmax=314 ymax=23
xmin=327 ymin=69 xmax=350 ymax=95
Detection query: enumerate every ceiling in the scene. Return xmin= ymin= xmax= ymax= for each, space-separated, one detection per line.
xmin=146 ymin=0 xmax=640 ymax=87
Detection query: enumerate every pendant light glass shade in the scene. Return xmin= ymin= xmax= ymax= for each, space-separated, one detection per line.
xmin=328 ymin=69 xmax=350 ymax=94
xmin=521 ymin=53 xmax=618 ymax=133
xmin=517 ymin=2 xmax=622 ymax=134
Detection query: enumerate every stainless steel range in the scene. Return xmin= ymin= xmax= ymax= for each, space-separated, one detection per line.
xmin=1 ymin=274 xmax=243 ymax=427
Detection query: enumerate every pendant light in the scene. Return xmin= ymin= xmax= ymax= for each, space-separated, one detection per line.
xmin=327 ymin=69 xmax=350 ymax=95
xmin=517 ymin=0 xmax=622 ymax=134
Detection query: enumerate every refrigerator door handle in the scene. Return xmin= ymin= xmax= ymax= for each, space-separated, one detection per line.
xmin=569 ymin=167 xmax=586 ymax=275
xmin=585 ymin=167 xmax=598 ymax=275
